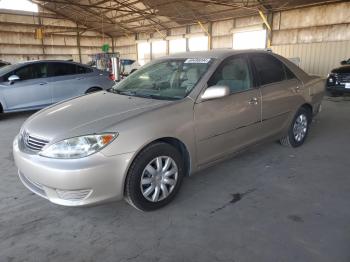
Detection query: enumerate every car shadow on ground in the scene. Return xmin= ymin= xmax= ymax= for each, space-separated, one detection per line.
xmin=0 ymin=110 xmax=37 ymax=122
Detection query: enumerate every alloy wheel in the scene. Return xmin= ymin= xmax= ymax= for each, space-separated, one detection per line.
xmin=293 ymin=114 xmax=308 ymax=142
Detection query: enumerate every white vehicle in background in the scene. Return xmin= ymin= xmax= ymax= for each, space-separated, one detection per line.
xmin=86 ymin=58 xmax=140 ymax=79
xmin=120 ymin=59 xmax=140 ymax=76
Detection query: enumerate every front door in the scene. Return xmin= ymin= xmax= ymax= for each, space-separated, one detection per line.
xmin=2 ymin=63 xmax=52 ymax=112
xmin=194 ymin=55 xmax=262 ymax=166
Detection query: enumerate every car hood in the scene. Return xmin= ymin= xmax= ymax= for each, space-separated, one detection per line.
xmin=331 ymin=65 xmax=350 ymax=74
xmin=22 ymin=91 xmax=172 ymax=142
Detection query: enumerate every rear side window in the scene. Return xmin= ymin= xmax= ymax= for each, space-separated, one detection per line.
xmin=48 ymin=63 xmax=92 ymax=76
xmin=251 ymin=54 xmax=286 ymax=85
xmin=48 ymin=62 xmax=76 ymax=77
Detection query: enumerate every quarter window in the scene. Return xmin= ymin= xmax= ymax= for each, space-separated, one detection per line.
xmin=208 ymin=57 xmax=252 ymax=94
xmin=251 ymin=54 xmax=286 ymax=85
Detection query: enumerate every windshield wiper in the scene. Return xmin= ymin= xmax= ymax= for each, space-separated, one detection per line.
xmin=144 ymin=94 xmax=180 ymax=101
xmin=109 ymin=89 xmax=179 ymax=101
xmin=108 ymin=89 xmax=135 ymax=96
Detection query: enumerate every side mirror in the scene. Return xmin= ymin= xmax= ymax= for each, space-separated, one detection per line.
xmin=8 ymin=75 xmax=20 ymax=84
xmin=201 ymin=85 xmax=230 ymax=101
xmin=340 ymin=60 xmax=347 ymax=65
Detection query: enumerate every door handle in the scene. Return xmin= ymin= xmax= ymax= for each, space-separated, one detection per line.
xmin=39 ymin=82 xmax=47 ymax=85
xmin=248 ymin=97 xmax=259 ymax=105
xmin=76 ymin=77 xmax=84 ymax=80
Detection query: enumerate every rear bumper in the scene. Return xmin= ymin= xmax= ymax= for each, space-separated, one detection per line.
xmin=13 ymin=135 xmax=134 ymax=206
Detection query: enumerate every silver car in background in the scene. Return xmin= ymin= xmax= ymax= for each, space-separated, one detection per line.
xmin=0 ymin=60 xmax=115 ymax=113
xmin=13 ymin=50 xmax=325 ymax=211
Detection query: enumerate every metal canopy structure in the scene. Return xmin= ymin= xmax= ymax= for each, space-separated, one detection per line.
xmin=31 ymin=0 xmax=344 ymax=37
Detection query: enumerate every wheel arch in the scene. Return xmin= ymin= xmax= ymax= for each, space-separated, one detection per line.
xmin=126 ymin=136 xmax=192 ymax=178
xmin=300 ymin=103 xmax=313 ymax=115
xmin=85 ymin=86 xmax=102 ymax=94
xmin=122 ymin=136 xmax=192 ymax=198
xmin=153 ymin=137 xmax=191 ymax=176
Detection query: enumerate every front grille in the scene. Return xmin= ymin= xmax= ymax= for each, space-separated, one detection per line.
xmin=335 ymin=73 xmax=350 ymax=83
xmin=19 ymin=172 xmax=47 ymax=198
xmin=22 ymin=132 xmax=49 ymax=152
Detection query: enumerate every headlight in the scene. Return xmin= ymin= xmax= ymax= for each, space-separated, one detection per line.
xmin=40 ymin=133 xmax=117 ymax=159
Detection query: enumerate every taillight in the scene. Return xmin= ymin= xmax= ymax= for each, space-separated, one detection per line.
xmin=109 ymin=74 xmax=115 ymax=81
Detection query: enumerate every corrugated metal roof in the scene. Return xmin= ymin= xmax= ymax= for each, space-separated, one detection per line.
xmin=31 ymin=0 xmax=342 ymax=36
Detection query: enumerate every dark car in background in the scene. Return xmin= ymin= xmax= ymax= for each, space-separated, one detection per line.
xmin=0 ymin=60 xmax=115 ymax=114
xmin=327 ymin=58 xmax=350 ymax=96
xmin=0 ymin=60 xmax=11 ymax=68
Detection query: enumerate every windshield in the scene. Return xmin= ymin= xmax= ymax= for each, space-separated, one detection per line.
xmin=111 ymin=58 xmax=213 ymax=100
xmin=0 ymin=64 xmax=17 ymax=76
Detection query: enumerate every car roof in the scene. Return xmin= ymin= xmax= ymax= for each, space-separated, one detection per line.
xmin=17 ymin=60 xmax=88 ymax=66
xmin=165 ymin=49 xmax=273 ymax=60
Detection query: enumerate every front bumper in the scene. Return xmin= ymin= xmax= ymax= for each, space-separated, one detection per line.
xmin=326 ymin=84 xmax=350 ymax=93
xmin=13 ymin=136 xmax=134 ymax=206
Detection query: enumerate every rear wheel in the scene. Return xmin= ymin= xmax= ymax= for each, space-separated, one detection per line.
xmin=85 ymin=87 xmax=102 ymax=94
xmin=125 ymin=142 xmax=184 ymax=211
xmin=280 ymin=107 xmax=312 ymax=148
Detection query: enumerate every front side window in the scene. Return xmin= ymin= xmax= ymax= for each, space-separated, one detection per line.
xmin=14 ymin=63 xmax=48 ymax=80
xmin=208 ymin=56 xmax=252 ymax=94
xmin=111 ymin=58 xmax=213 ymax=100
xmin=251 ymin=54 xmax=286 ymax=85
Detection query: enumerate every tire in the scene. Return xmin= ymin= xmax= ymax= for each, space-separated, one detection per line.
xmin=280 ymin=107 xmax=312 ymax=148
xmin=85 ymin=87 xmax=102 ymax=94
xmin=125 ymin=142 xmax=184 ymax=211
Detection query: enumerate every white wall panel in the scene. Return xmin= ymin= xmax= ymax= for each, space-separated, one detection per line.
xmin=272 ymin=41 xmax=350 ymax=76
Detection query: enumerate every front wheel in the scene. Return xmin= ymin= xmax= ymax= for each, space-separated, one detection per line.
xmin=280 ymin=107 xmax=312 ymax=148
xmin=124 ymin=142 xmax=184 ymax=211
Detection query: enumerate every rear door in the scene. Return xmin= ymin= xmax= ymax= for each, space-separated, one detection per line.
xmin=48 ymin=62 xmax=90 ymax=103
xmin=194 ymin=55 xmax=262 ymax=165
xmin=1 ymin=63 xmax=52 ymax=111
xmin=249 ymin=53 xmax=304 ymax=138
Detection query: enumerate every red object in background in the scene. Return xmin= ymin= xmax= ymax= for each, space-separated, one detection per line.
xmin=109 ymin=73 xmax=115 ymax=81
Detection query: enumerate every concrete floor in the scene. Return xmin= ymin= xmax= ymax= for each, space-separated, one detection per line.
xmin=1 ymin=97 xmax=350 ymax=262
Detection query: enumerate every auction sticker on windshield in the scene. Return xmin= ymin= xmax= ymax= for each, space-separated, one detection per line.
xmin=184 ymin=58 xmax=211 ymax=64
xmin=346 ymin=83 xmax=350 ymax=89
